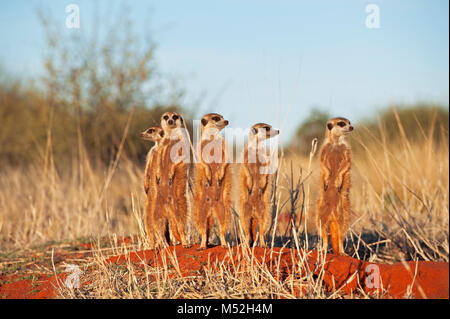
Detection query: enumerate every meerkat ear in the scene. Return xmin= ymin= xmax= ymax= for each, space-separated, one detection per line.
xmin=251 ymin=127 xmax=258 ymax=135
xmin=201 ymin=118 xmax=208 ymax=126
xmin=327 ymin=123 xmax=333 ymax=131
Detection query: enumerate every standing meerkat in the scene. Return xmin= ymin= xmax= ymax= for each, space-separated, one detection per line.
xmin=316 ymin=117 xmax=353 ymax=255
xmin=154 ymin=111 xmax=191 ymax=248
xmin=140 ymin=126 xmax=165 ymax=194
xmin=194 ymin=113 xmax=231 ymax=249
xmin=140 ymin=126 xmax=165 ymax=247
xmin=240 ymin=123 xmax=279 ymax=247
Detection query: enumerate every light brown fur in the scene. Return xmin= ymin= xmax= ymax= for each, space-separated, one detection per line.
xmin=316 ymin=117 xmax=353 ymax=255
xmin=239 ymin=123 xmax=279 ymax=247
xmin=140 ymin=127 xmax=165 ymax=195
xmin=194 ymin=113 xmax=231 ymax=249
xmin=152 ymin=111 xmax=191 ymax=248
xmin=140 ymin=126 xmax=164 ymax=247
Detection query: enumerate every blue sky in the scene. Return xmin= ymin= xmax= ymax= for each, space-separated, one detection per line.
xmin=0 ymin=0 xmax=448 ymax=143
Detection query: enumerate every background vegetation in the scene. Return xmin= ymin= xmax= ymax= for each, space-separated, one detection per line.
xmin=0 ymin=8 xmax=193 ymax=168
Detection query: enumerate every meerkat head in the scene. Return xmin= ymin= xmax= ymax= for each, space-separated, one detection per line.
xmin=250 ymin=123 xmax=280 ymax=141
xmin=200 ymin=113 xmax=229 ymax=134
xmin=139 ymin=126 xmax=164 ymax=142
xmin=326 ymin=117 xmax=354 ymax=140
xmin=160 ymin=111 xmax=184 ymax=135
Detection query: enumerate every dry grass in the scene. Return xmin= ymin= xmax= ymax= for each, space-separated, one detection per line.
xmin=0 ymin=109 xmax=448 ymax=298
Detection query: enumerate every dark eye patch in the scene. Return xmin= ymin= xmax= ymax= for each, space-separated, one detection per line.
xmin=148 ymin=129 xmax=154 ymax=133
xmin=163 ymin=115 xmax=169 ymax=120
xmin=337 ymin=121 xmax=346 ymax=127
xmin=265 ymin=126 xmax=271 ymax=131
xmin=172 ymin=115 xmax=179 ymax=120
xmin=212 ymin=116 xmax=220 ymax=122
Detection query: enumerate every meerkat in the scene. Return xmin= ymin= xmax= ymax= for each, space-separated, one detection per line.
xmin=152 ymin=111 xmax=191 ymax=248
xmin=194 ymin=113 xmax=231 ymax=249
xmin=316 ymin=117 xmax=353 ymax=255
xmin=140 ymin=126 xmax=165 ymax=247
xmin=140 ymin=126 xmax=165 ymax=194
xmin=239 ymin=123 xmax=279 ymax=247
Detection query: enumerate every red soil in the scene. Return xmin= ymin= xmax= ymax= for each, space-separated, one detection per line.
xmin=1 ymin=244 xmax=448 ymax=299
xmin=0 ymin=273 xmax=66 ymax=299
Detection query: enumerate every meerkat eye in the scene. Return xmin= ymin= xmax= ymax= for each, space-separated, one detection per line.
xmin=265 ymin=126 xmax=271 ymax=131
xmin=148 ymin=129 xmax=154 ymax=133
xmin=212 ymin=116 xmax=220 ymax=122
xmin=172 ymin=115 xmax=179 ymax=120
xmin=337 ymin=121 xmax=346 ymax=127
xmin=163 ymin=115 xmax=169 ymax=120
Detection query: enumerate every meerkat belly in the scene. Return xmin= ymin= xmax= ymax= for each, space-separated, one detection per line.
xmin=247 ymin=162 xmax=265 ymax=203
xmin=247 ymin=163 xmax=259 ymax=187
xmin=206 ymin=162 xmax=225 ymax=202
xmin=327 ymin=148 xmax=345 ymax=181
xmin=161 ymin=142 xmax=177 ymax=201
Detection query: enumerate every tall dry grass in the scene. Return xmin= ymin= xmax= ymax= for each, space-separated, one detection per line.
xmin=0 ymin=108 xmax=447 ymax=299
xmin=0 ymin=108 xmax=447 ymax=264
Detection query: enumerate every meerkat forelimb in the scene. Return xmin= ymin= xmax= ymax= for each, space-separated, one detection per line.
xmin=316 ymin=117 xmax=353 ymax=255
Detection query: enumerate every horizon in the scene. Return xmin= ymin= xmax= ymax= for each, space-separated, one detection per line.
xmin=0 ymin=0 xmax=448 ymax=143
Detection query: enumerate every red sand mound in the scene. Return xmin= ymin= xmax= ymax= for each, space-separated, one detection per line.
xmin=1 ymin=244 xmax=448 ymax=299
xmin=0 ymin=273 xmax=67 ymax=299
